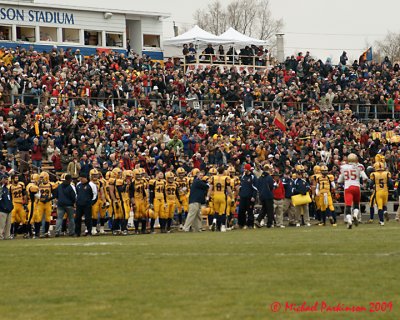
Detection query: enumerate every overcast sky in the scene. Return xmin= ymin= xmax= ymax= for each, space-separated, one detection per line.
xmin=40 ymin=0 xmax=400 ymax=62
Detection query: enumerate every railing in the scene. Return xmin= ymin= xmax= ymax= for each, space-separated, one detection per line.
xmin=180 ymin=53 xmax=274 ymax=69
xmin=0 ymin=93 xmax=397 ymax=121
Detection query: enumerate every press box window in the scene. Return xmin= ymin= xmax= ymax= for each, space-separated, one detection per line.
xmin=143 ymin=34 xmax=160 ymax=47
xmin=16 ymin=26 xmax=35 ymax=42
xmin=84 ymin=30 xmax=101 ymax=46
xmin=106 ymin=33 xmax=123 ymax=47
xmin=40 ymin=26 xmax=57 ymax=42
xmin=0 ymin=25 xmax=11 ymax=41
xmin=63 ymin=28 xmax=80 ymax=43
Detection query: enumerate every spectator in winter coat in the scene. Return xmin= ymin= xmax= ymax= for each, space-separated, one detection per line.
xmin=31 ymin=138 xmax=44 ymax=170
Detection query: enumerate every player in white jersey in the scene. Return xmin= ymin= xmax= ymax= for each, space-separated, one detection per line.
xmin=337 ymin=153 xmax=368 ymax=229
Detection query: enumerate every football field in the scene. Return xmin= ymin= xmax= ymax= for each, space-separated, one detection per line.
xmin=1 ymin=222 xmax=400 ymax=320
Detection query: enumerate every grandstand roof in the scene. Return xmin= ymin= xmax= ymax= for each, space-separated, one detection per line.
xmin=0 ymin=0 xmax=171 ymax=18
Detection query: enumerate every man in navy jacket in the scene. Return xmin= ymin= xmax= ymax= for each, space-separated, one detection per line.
xmin=0 ymin=173 xmax=13 ymax=240
xmin=255 ymin=164 xmax=275 ymax=228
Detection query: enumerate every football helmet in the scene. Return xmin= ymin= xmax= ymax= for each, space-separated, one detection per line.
xmin=320 ymin=165 xmax=328 ymax=174
xmin=177 ymin=167 xmax=186 ymax=178
xmin=39 ymin=171 xmax=49 ymax=183
xmin=313 ymin=165 xmax=321 ymax=174
xmin=373 ymin=162 xmax=384 ymax=172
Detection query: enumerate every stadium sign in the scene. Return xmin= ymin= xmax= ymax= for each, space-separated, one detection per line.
xmin=0 ymin=7 xmax=74 ymax=25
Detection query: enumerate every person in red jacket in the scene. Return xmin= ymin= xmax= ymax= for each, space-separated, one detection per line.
xmin=31 ymin=138 xmax=44 ymax=171
xmin=51 ymin=149 xmax=62 ymax=172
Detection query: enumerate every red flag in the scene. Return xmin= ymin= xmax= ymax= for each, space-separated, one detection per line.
xmin=273 ymin=111 xmax=287 ymax=132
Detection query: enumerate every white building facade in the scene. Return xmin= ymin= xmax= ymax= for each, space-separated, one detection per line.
xmin=0 ymin=0 xmax=168 ymax=59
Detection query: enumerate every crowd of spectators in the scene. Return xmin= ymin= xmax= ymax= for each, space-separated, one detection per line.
xmin=183 ymin=43 xmax=270 ymax=65
xmin=0 ymin=45 xmax=399 ymax=189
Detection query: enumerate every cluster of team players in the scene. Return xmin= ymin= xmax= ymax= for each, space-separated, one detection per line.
xmin=6 ymin=165 xmax=241 ymax=238
xmin=5 ymin=152 xmax=393 ymax=238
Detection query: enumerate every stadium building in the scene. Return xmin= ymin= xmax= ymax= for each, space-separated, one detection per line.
xmin=0 ymin=0 xmax=169 ymax=59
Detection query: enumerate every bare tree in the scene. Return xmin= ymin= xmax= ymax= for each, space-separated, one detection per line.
xmin=375 ymin=31 xmax=400 ymax=62
xmin=193 ymin=0 xmax=227 ymax=35
xmin=257 ymin=0 xmax=283 ymax=41
xmin=194 ymin=0 xmax=282 ymax=42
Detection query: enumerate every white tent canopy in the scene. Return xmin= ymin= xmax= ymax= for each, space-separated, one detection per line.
xmin=218 ymin=27 xmax=267 ymax=46
xmin=163 ymin=25 xmax=230 ymax=46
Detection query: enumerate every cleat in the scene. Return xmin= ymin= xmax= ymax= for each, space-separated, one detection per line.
xmin=384 ymin=211 xmax=389 ymax=222
xmin=332 ymin=224 xmax=337 ymax=227
xmin=368 ymin=219 xmax=374 ymax=224
xmin=329 ymin=216 xmax=334 ymax=224
xmin=221 ymin=225 xmax=226 ymax=232
xmin=295 ymin=223 xmax=301 ymax=227
xmin=379 ymin=221 xmax=385 ymax=226
xmin=112 ymin=231 xmax=119 ymax=236
xmin=150 ymin=228 xmax=156 ymax=234
xmin=318 ymin=223 xmax=325 ymax=226
xmin=99 ymin=226 xmax=105 ymax=235
xmin=279 ymin=225 xmax=285 ymax=228
xmin=347 ymin=224 xmax=352 ymax=229
xmin=91 ymin=227 xmax=98 ymax=236
xmin=122 ymin=230 xmax=128 ymax=236
xmin=243 ymin=226 xmax=248 ymax=230
xmin=211 ymin=222 xmax=216 ymax=232
xmin=306 ymin=223 xmax=311 ymax=227
xmin=254 ymin=220 xmax=262 ymax=228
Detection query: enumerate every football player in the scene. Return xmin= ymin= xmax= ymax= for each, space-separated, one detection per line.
xmin=119 ymin=170 xmax=133 ymax=235
xmin=175 ymin=167 xmax=189 ymax=230
xmin=165 ymin=171 xmax=181 ymax=233
xmin=89 ymin=169 xmax=106 ymax=235
xmin=131 ymin=168 xmax=149 ymax=234
xmin=206 ymin=167 xmax=218 ymax=228
xmin=316 ymin=165 xmax=337 ymax=226
xmin=25 ymin=174 xmax=40 ymax=238
xmin=369 ymin=162 xmax=392 ymax=226
xmin=337 ymin=153 xmax=368 ymax=229
xmin=207 ymin=166 xmax=233 ymax=232
xmin=149 ymin=171 xmax=167 ymax=233
xmin=310 ymin=165 xmax=322 ymax=222
xmin=9 ymin=174 xmax=27 ymax=238
xmin=108 ymin=168 xmax=124 ymax=235
xmin=34 ymin=171 xmax=56 ymax=238
xmin=227 ymin=166 xmax=240 ymax=229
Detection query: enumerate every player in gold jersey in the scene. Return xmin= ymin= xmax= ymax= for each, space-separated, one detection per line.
xmin=315 ymin=165 xmax=337 ymax=226
xmin=9 ymin=174 xmax=27 ymax=238
xmin=310 ymin=165 xmax=322 ymax=223
xmin=89 ymin=169 xmax=106 ymax=235
xmin=35 ymin=171 xmax=56 ymax=238
xmin=25 ymin=174 xmax=40 ymax=238
xmin=149 ymin=171 xmax=167 ymax=233
xmin=207 ymin=166 xmax=233 ymax=232
xmin=369 ymin=162 xmax=392 ymax=226
xmin=165 ymin=171 xmax=181 ymax=233
xmin=227 ymin=166 xmax=240 ymax=229
xmin=206 ymin=167 xmax=218 ymax=228
xmin=108 ymin=168 xmax=124 ymax=235
xmin=175 ymin=167 xmax=189 ymax=229
xmin=131 ymin=168 xmax=149 ymax=234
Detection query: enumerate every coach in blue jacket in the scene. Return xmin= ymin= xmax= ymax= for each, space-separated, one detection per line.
xmin=55 ymin=174 xmax=76 ymax=237
xmin=255 ymin=164 xmax=275 ymax=228
xmin=0 ymin=173 xmax=13 ymax=240
xmin=183 ymin=170 xmax=209 ymax=232
xmin=75 ymin=172 xmax=97 ymax=236
xmin=238 ymin=164 xmax=258 ymax=228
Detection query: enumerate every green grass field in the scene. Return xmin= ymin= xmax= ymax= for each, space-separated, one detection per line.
xmin=1 ymin=222 xmax=400 ymax=320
